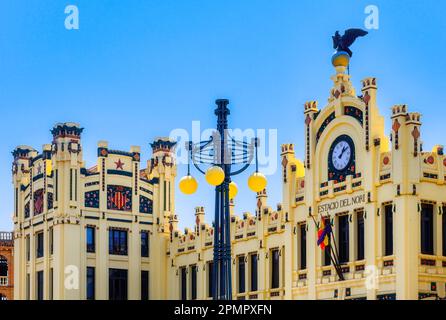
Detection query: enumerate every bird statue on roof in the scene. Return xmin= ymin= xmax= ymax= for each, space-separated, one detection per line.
xmin=332 ymin=28 xmax=368 ymax=57
xmin=331 ymin=28 xmax=368 ymax=68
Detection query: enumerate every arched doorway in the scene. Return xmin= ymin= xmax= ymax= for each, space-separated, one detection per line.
xmin=0 ymin=293 xmax=6 ymax=300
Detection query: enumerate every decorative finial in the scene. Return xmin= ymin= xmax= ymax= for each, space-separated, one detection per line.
xmin=331 ymin=28 xmax=368 ymax=68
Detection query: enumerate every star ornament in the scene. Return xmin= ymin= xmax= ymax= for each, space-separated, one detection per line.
xmin=115 ymin=159 xmax=125 ymax=170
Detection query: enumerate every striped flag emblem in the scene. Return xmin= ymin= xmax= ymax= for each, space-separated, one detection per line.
xmin=113 ymin=191 xmax=127 ymax=210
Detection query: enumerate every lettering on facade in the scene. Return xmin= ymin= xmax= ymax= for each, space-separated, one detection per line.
xmin=318 ymin=193 xmax=366 ymax=214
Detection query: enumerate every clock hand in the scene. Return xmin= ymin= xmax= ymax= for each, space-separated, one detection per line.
xmin=338 ymin=146 xmax=348 ymax=159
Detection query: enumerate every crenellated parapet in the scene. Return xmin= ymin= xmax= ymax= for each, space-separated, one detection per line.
xmin=11 ymin=122 xmax=169 ymax=226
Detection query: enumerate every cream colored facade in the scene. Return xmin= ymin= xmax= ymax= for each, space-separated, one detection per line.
xmin=12 ymin=126 xmax=176 ymax=300
xmin=13 ymin=64 xmax=446 ymax=300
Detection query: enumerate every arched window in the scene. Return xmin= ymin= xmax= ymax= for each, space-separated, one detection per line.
xmin=0 ymin=255 xmax=8 ymax=277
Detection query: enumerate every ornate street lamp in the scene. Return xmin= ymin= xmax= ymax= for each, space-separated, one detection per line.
xmin=179 ymin=99 xmax=267 ymax=300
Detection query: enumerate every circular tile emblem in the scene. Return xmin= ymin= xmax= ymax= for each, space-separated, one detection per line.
xmin=427 ymin=156 xmax=434 ymax=165
xmin=383 ymin=156 xmax=390 ymax=165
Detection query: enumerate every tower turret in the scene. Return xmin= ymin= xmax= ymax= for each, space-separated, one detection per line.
xmin=147 ymin=137 xmax=177 ymax=300
xmin=148 ymin=137 xmax=177 ymax=228
xmin=51 ymin=122 xmax=84 ymax=219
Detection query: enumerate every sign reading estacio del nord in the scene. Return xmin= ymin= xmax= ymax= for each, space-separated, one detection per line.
xmin=317 ymin=193 xmax=366 ymax=214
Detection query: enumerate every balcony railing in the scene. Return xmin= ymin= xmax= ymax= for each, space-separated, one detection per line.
xmin=0 ymin=232 xmax=12 ymax=241
xmin=0 ymin=232 xmax=13 ymax=247
xmin=0 ymin=276 xmax=8 ymax=286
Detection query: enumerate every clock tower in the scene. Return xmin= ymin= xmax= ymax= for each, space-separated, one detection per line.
xmin=298 ymin=54 xmax=389 ymax=299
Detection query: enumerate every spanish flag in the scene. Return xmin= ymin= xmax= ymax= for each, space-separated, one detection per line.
xmin=317 ymin=218 xmax=332 ymax=250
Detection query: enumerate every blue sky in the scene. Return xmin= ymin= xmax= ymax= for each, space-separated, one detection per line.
xmin=0 ymin=0 xmax=445 ymax=231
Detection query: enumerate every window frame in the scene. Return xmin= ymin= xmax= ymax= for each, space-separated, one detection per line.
xmin=237 ymin=256 xmax=245 ymax=294
xmin=357 ymin=210 xmax=365 ymax=261
xmin=299 ymin=223 xmax=307 ymax=270
xmin=108 ymin=229 xmax=128 ymax=256
xmin=420 ymin=203 xmax=434 ymax=255
xmin=384 ymin=204 xmax=393 ymax=256
xmin=36 ymin=232 xmax=44 ymax=259
xmin=270 ymin=248 xmax=280 ymax=289
xmin=249 ymin=253 xmax=258 ymax=292
xmin=36 ymin=270 xmax=44 ymax=300
xmin=87 ymin=266 xmax=95 ymax=300
xmin=338 ymin=214 xmax=350 ymax=263
xmin=86 ymin=226 xmax=96 ymax=253
xmin=180 ymin=266 xmax=187 ymax=300
xmin=207 ymin=261 xmax=214 ymax=298
xmin=108 ymin=268 xmax=128 ymax=300
xmin=141 ymin=270 xmax=149 ymax=301
xmin=190 ymin=265 xmax=197 ymax=300
xmin=140 ymin=231 xmax=149 ymax=258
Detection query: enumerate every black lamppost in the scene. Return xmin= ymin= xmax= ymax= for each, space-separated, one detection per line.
xmin=179 ymin=99 xmax=267 ymax=300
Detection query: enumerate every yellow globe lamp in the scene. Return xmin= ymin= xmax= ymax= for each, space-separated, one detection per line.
xmin=179 ymin=175 xmax=198 ymax=195
xmin=248 ymin=172 xmax=267 ymax=193
xmin=205 ymin=166 xmax=225 ymax=186
xmin=229 ymin=181 xmax=238 ymax=199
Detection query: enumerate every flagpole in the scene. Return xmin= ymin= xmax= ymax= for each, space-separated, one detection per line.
xmin=326 ymin=231 xmax=344 ymax=281
xmin=323 ymin=214 xmax=345 ymax=281
xmin=329 ymin=243 xmax=344 ymax=281
xmin=325 ymin=214 xmax=342 ymax=268
xmin=311 ymin=214 xmax=344 ymax=281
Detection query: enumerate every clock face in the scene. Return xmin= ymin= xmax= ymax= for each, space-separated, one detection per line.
xmin=331 ymin=140 xmax=352 ymax=171
xmin=328 ymin=135 xmax=356 ymax=182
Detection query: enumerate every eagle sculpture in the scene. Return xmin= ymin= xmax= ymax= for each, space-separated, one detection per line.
xmin=332 ymin=28 xmax=368 ymax=57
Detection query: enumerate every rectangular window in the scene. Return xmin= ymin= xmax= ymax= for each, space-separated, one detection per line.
xmin=75 ymin=169 xmax=78 ymax=201
xmin=180 ymin=267 xmax=187 ymax=300
xmin=70 ymin=168 xmax=73 ymax=201
xmin=36 ymin=271 xmax=44 ymax=300
xmin=163 ymin=181 xmax=167 ymax=211
xmin=338 ymin=214 xmax=349 ymax=263
xmin=26 ymin=274 xmax=30 ymax=300
xmin=271 ymin=249 xmax=280 ymax=289
xmin=323 ymin=217 xmax=331 ymax=266
xmin=49 ymin=268 xmax=53 ymax=300
xmin=250 ymin=254 xmax=258 ymax=292
xmin=357 ymin=211 xmax=365 ymax=260
xmin=15 ymin=188 xmax=18 ymax=217
xmin=109 ymin=268 xmax=128 ymax=300
xmin=238 ymin=256 xmax=245 ymax=294
xmin=55 ymin=169 xmax=58 ymax=201
xmin=384 ymin=204 xmax=393 ymax=256
xmin=86 ymin=226 xmax=95 ymax=253
xmin=36 ymin=232 xmax=44 ymax=258
xmin=443 ymin=206 xmax=446 ymax=257
xmin=87 ymin=267 xmax=95 ymax=300
xmin=109 ymin=229 xmax=128 ymax=256
xmin=141 ymin=270 xmax=149 ymax=300
xmin=26 ymin=235 xmax=30 ymax=261
xmin=49 ymin=227 xmax=54 ymax=255
xmin=208 ymin=262 xmax=214 ymax=298
xmin=141 ymin=231 xmax=149 ymax=258
xmin=421 ymin=203 xmax=434 ymax=255
xmin=299 ymin=224 xmax=307 ymax=269
xmin=190 ymin=265 xmax=197 ymax=300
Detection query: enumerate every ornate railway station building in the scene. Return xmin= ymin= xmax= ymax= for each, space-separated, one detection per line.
xmin=12 ymin=62 xmax=446 ymax=300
